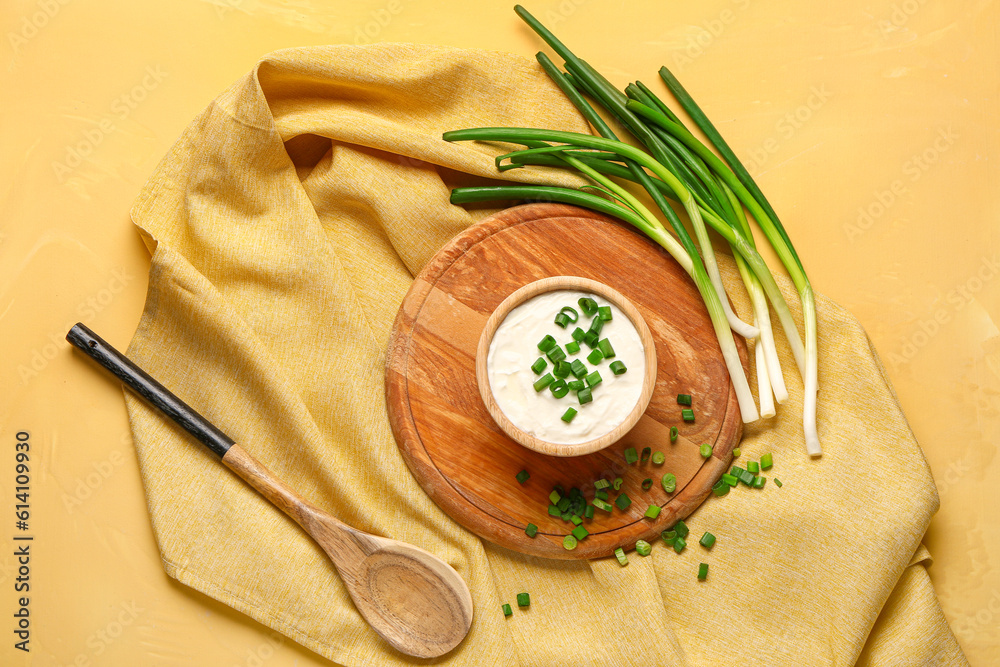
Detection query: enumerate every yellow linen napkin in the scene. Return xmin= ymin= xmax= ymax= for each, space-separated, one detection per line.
xmin=125 ymin=44 xmax=967 ymax=666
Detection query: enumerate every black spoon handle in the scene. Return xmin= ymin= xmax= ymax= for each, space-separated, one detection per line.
xmin=66 ymin=323 xmax=234 ymax=458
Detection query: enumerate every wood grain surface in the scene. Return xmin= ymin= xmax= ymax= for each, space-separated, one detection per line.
xmin=386 ymin=204 xmax=746 ymax=560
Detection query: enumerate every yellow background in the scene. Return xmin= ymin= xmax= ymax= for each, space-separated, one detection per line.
xmin=1 ymin=0 xmax=996 ymax=665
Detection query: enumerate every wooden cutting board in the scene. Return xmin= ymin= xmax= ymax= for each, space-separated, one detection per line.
xmin=385 ymin=203 xmax=745 ymax=560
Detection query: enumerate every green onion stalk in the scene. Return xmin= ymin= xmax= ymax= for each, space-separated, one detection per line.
xmin=445 ymin=5 xmax=823 ymax=455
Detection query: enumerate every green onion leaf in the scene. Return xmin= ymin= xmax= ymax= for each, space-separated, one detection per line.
xmin=673 ymin=520 xmax=690 ymax=538
xmin=681 ymin=408 xmax=695 ymax=422
xmin=517 ymin=592 xmax=530 ymax=607
xmin=615 ymin=492 xmax=632 ymax=510
xmin=515 ymin=470 xmax=530 ymax=485
xmin=571 ymin=525 xmax=589 ymax=541
xmin=587 ymin=348 xmax=604 ymax=365
xmin=677 ymin=393 xmax=692 ymax=406
xmin=609 ymin=360 xmax=627 ymax=375
xmin=565 ymin=341 xmax=580 ymax=355
xmin=531 ymin=358 xmax=547 ymax=375
xmin=586 ymin=371 xmax=603 ymax=387
xmin=699 ymin=532 xmax=716 ymax=549
xmin=644 ymin=505 xmax=661 ymax=519
xmin=503 ymin=603 xmax=513 ymax=617
xmin=697 ymin=563 xmax=709 ymax=580
xmin=598 ymin=305 xmax=613 ymax=321
xmin=774 ymin=478 xmax=783 ymax=488
xmin=525 ymin=523 xmax=538 ymax=538
xmin=597 ymin=338 xmax=615 ymax=359
xmin=546 ymin=345 xmax=566 ymax=363
xmin=571 ymin=327 xmax=587 ymax=341
xmin=570 ymin=359 xmax=588 ymax=378
xmin=593 ymin=498 xmax=614 ymax=512
xmin=761 ymin=453 xmax=773 ymax=470
xmin=624 ymin=447 xmax=638 ymax=464
xmin=561 ymin=407 xmax=578 ymax=423
xmin=579 ymin=297 xmax=598 ymax=316
xmin=550 ymin=379 xmax=569 ymax=398
xmin=553 ymin=360 xmax=571 ymax=378
xmin=578 ymin=386 xmax=593 ymax=404
xmin=747 ymin=461 xmax=760 ymax=474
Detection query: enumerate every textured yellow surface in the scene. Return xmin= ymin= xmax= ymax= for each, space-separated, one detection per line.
xmin=0 ymin=1 xmax=995 ymax=665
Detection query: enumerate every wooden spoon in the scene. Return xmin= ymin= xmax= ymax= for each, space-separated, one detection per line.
xmin=67 ymin=323 xmax=473 ymax=659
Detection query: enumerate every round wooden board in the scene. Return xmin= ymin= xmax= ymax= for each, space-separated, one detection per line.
xmin=386 ymin=203 xmax=746 ymax=560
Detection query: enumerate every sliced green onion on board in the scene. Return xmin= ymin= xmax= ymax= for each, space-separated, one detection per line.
xmin=624 ymin=447 xmax=638 ymax=464
xmin=651 ymin=451 xmax=665 ymax=465
xmin=661 ymin=473 xmax=677 ymax=493
xmin=516 ymin=470 xmax=530 ymax=484
xmin=644 ymin=505 xmax=661 ymax=519
xmin=525 ymin=523 xmax=538 ymax=537
xmin=615 ymin=547 xmax=629 ymax=566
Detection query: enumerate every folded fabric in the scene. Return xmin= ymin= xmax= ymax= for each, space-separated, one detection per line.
xmin=125 ymin=44 xmax=967 ymax=665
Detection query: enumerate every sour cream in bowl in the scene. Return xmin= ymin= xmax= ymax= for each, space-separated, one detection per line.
xmin=476 ymin=276 xmax=657 ymax=457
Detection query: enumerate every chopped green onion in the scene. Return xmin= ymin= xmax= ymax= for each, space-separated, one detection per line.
xmin=550 ymin=490 xmax=562 ymax=507
xmin=677 ymin=394 xmax=692 ymax=406
xmin=624 ymin=447 xmax=639 ymax=464
xmin=732 ymin=447 xmax=741 ymax=457
xmin=644 ymin=504 xmax=661 ymax=519
xmin=554 ymin=312 xmax=571 ymax=328
xmin=651 ymin=451 xmax=665 ymax=465
xmin=579 ymin=297 xmax=598 ymax=316
xmin=681 ymin=408 xmax=695 ymax=422
xmin=565 ymin=341 xmax=580 ymax=355
xmin=700 ymin=443 xmax=713 ymax=458
xmin=595 ymin=489 xmax=608 ymax=500
xmin=699 ymin=532 xmax=716 ymax=549
xmin=571 ymin=525 xmax=589 ymax=541
xmin=673 ymin=520 xmax=689 ymax=538
xmin=533 ymin=373 xmax=554 ymax=392
xmin=570 ymin=514 xmax=582 ymax=526
xmin=612 ymin=477 xmax=623 ymax=491
xmin=753 ymin=475 xmax=766 ymax=489
xmin=553 ymin=360 xmax=571 ymax=378
xmin=567 ymin=380 xmax=585 ymax=392
xmin=515 ymin=470 xmax=530 ymax=485
xmin=550 ymin=379 xmax=569 ymax=398
xmin=774 ymin=478 xmax=783 ymax=488
xmin=561 ymin=407 xmax=577 ymax=423
xmin=635 ymin=539 xmax=652 ymax=556
xmin=747 ymin=461 xmax=760 ymax=474
xmin=560 ymin=306 xmax=579 ymax=323
xmin=548 ymin=504 xmax=560 ymax=517
xmin=761 ymin=453 xmax=773 ymax=470
xmin=615 ymin=547 xmax=629 ymax=566
xmin=615 ymin=493 xmax=632 ymax=510
xmin=587 ymin=348 xmax=604 ymax=365
xmin=597 ymin=338 xmax=615 ymax=358
xmin=583 ymin=330 xmax=599 ymax=348
xmin=641 ymin=478 xmax=653 ymax=491
xmin=578 ymin=386 xmax=593 ymax=404
xmin=594 ymin=478 xmax=610 ymax=490
xmin=711 ymin=479 xmax=729 ymax=496
xmin=560 ymin=511 xmax=571 ymax=521
xmin=609 ymin=360 xmax=627 ymax=375
xmin=730 ymin=465 xmax=745 ymax=477
xmin=570 ymin=359 xmax=588 ymax=378
xmin=697 ymin=563 xmax=709 ymax=580
xmin=739 ymin=469 xmax=755 ymax=487
xmin=546 ymin=345 xmax=566 ymax=363
xmin=571 ymin=327 xmax=587 ymax=342
xmin=503 ymin=603 xmax=512 ymax=617
xmin=589 ymin=316 xmax=605 ymax=336
xmin=517 ymin=592 xmax=530 ymax=607
xmin=673 ymin=536 xmax=687 ymax=553
xmin=584 ymin=504 xmax=595 ymax=519
xmin=661 ymin=473 xmax=677 ymax=494
xmin=598 ymin=306 xmax=612 ymax=321
xmin=661 ymin=530 xmax=677 ymax=543
xmin=670 ymin=426 xmax=678 ymax=443
xmin=531 ymin=358 xmax=547 ymax=374
xmin=722 ymin=473 xmax=738 ymax=487
xmin=640 ymin=446 xmax=651 ymax=463
xmin=585 ymin=371 xmax=603 ymax=387
xmin=537 ymin=335 xmax=556 ymax=352
xmin=593 ymin=498 xmax=613 ymax=512
xmin=557 ymin=497 xmax=571 ymax=512
xmin=525 ymin=523 xmax=538 ymax=538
